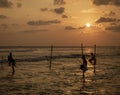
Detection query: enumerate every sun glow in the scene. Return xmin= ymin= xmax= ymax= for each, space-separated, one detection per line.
xmin=86 ymin=23 xmax=91 ymax=28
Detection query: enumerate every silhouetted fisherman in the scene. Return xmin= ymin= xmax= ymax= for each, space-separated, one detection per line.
xmin=80 ymin=55 xmax=88 ymax=82
xmin=8 ymin=52 xmax=16 ymax=75
xmin=89 ymin=52 xmax=96 ymax=74
xmin=80 ymin=55 xmax=88 ymax=72
xmin=89 ymin=53 xmax=96 ymax=65
xmin=8 ymin=52 xmax=13 ymax=66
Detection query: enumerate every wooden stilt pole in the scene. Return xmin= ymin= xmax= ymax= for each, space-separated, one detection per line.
xmin=94 ymin=44 xmax=96 ymax=74
xmin=49 ymin=45 xmax=53 ymax=70
xmin=81 ymin=43 xmax=85 ymax=83
xmin=81 ymin=43 xmax=83 ymax=56
xmin=12 ymin=65 xmax=15 ymax=75
xmin=83 ymin=71 xmax=85 ymax=83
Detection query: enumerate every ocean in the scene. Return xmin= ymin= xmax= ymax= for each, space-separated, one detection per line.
xmin=0 ymin=46 xmax=120 ymax=95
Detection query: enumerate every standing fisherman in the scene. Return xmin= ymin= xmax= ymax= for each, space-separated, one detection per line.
xmin=8 ymin=52 xmax=16 ymax=75
xmin=89 ymin=53 xmax=96 ymax=64
xmin=89 ymin=45 xmax=97 ymax=73
xmin=80 ymin=44 xmax=88 ymax=82
xmin=80 ymin=55 xmax=88 ymax=72
xmin=8 ymin=52 xmax=13 ymax=66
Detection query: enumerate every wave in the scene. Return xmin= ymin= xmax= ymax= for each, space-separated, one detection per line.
xmin=0 ymin=49 xmax=35 ymax=53
xmin=1 ymin=52 xmax=120 ymax=63
xmin=1 ymin=54 xmax=82 ymax=63
xmin=1 ymin=46 xmax=120 ymax=63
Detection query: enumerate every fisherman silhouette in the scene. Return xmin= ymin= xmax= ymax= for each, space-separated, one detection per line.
xmin=80 ymin=55 xmax=88 ymax=72
xmin=89 ymin=53 xmax=96 ymax=65
xmin=8 ymin=52 xmax=16 ymax=75
xmin=80 ymin=54 xmax=88 ymax=83
xmin=8 ymin=52 xmax=13 ymax=66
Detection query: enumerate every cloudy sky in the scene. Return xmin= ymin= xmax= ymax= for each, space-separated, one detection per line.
xmin=0 ymin=0 xmax=120 ymax=46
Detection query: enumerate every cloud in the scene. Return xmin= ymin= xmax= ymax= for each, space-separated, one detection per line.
xmin=0 ymin=15 xmax=7 ymax=19
xmin=54 ymin=0 xmax=66 ymax=5
xmin=96 ymin=17 xmax=119 ymax=23
xmin=65 ymin=25 xmax=86 ymax=30
xmin=0 ymin=0 xmax=13 ymax=8
xmin=108 ymin=11 xmax=116 ymax=16
xmin=1 ymin=24 xmax=8 ymax=27
xmin=106 ymin=25 xmax=120 ymax=32
xmin=27 ymin=19 xmax=61 ymax=26
xmin=23 ymin=29 xmax=48 ymax=33
xmin=12 ymin=24 xmax=18 ymax=26
xmin=40 ymin=7 xmax=65 ymax=14
xmin=17 ymin=3 xmax=22 ymax=8
xmin=65 ymin=26 xmax=76 ymax=30
xmin=104 ymin=11 xmax=116 ymax=17
xmin=62 ymin=15 xmax=68 ymax=18
xmin=81 ymin=8 xmax=100 ymax=14
xmin=40 ymin=8 xmax=48 ymax=12
xmin=54 ymin=7 xmax=65 ymax=14
xmin=92 ymin=0 xmax=120 ymax=6
xmin=78 ymin=26 xmax=85 ymax=29
xmin=17 ymin=0 xmax=23 ymax=1
xmin=92 ymin=0 xmax=110 ymax=5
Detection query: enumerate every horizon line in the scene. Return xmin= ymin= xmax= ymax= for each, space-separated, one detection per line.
xmin=0 ymin=45 xmax=119 ymax=48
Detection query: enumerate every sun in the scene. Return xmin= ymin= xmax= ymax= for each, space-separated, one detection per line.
xmin=86 ymin=23 xmax=91 ymax=28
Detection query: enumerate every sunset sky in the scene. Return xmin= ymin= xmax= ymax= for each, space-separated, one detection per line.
xmin=0 ymin=0 xmax=120 ymax=46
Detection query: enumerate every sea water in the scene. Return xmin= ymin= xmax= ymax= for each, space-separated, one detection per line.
xmin=0 ymin=46 xmax=120 ymax=95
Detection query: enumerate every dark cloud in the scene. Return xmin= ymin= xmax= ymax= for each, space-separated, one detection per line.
xmin=110 ymin=0 xmax=120 ymax=6
xmin=1 ymin=24 xmax=8 ymax=27
xmin=106 ymin=25 xmax=120 ymax=32
xmin=78 ymin=26 xmax=85 ymax=29
xmin=92 ymin=0 xmax=120 ymax=6
xmin=0 ymin=15 xmax=7 ymax=19
xmin=110 ymin=22 xmax=117 ymax=25
xmin=65 ymin=26 xmax=76 ymax=30
xmin=40 ymin=8 xmax=48 ymax=12
xmin=17 ymin=0 xmax=23 ymax=1
xmin=62 ymin=15 xmax=68 ymax=18
xmin=92 ymin=0 xmax=110 ymax=5
xmin=0 ymin=0 xmax=13 ymax=8
xmin=17 ymin=3 xmax=22 ymax=8
xmin=54 ymin=0 xmax=66 ymax=5
xmin=65 ymin=26 xmax=86 ymax=30
xmin=104 ymin=11 xmax=116 ymax=17
xmin=23 ymin=29 xmax=48 ymax=33
xmin=96 ymin=17 xmax=119 ymax=23
xmin=27 ymin=19 xmax=61 ymax=26
xmin=12 ymin=24 xmax=18 ymax=26
xmin=54 ymin=7 xmax=64 ymax=14
xmin=108 ymin=11 xmax=116 ymax=16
